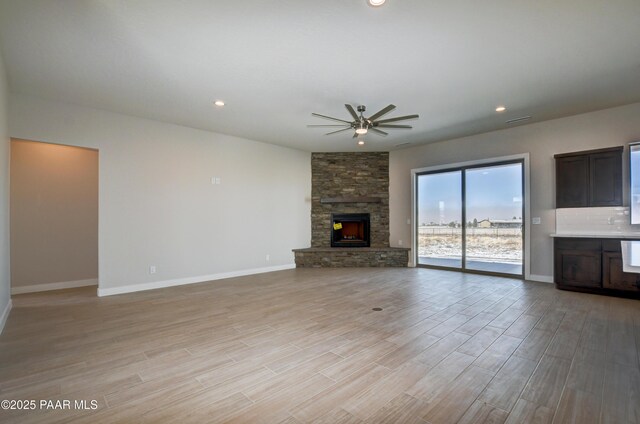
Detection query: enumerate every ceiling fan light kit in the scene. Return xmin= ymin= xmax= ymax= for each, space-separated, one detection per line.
xmin=309 ymin=103 xmax=419 ymax=139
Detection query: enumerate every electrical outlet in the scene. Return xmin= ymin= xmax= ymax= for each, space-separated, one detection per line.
xmin=149 ymin=265 xmax=157 ymax=274
xmin=265 ymin=254 xmax=270 ymax=261
xmin=211 ymin=177 xmax=222 ymax=185
xmin=532 ymin=217 xmax=541 ymax=225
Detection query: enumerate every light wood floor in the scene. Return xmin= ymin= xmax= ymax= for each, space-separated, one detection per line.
xmin=1 ymin=268 xmax=639 ymax=423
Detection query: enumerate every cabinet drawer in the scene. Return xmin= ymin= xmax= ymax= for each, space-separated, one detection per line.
xmin=554 ymin=238 xmax=601 ymax=251
xmin=603 ymin=239 xmax=640 ymax=252
xmin=602 ymin=240 xmax=622 ymax=252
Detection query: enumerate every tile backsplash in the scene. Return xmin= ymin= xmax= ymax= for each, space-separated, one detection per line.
xmin=556 ymin=206 xmax=640 ymax=235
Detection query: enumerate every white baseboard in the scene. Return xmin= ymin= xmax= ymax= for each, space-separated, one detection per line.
xmin=0 ymin=299 xmax=12 ymax=335
xmin=97 ymin=264 xmax=297 ymax=297
xmin=527 ymin=274 xmax=554 ymax=283
xmin=11 ymin=278 xmax=98 ymax=295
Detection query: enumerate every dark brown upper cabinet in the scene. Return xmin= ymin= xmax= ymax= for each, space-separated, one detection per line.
xmin=555 ymin=146 xmax=623 ymax=208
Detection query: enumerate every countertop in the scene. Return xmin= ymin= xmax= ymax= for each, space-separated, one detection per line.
xmin=550 ymin=233 xmax=640 ymax=239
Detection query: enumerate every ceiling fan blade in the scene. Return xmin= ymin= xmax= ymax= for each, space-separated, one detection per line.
xmin=312 ymin=113 xmax=352 ymax=124
xmin=367 ymin=104 xmax=396 ymax=122
xmin=370 ymin=128 xmax=388 ymax=136
xmin=307 ymin=124 xmax=351 ymax=127
xmin=375 ymin=114 xmax=419 ymax=124
xmin=345 ymin=104 xmax=359 ymax=121
xmin=325 ymin=127 xmax=353 ymax=136
xmin=376 ymin=124 xmax=412 ymax=129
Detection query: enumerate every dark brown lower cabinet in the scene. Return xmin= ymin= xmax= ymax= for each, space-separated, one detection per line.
xmin=555 ymin=249 xmax=601 ymax=288
xmin=554 ymin=237 xmax=640 ymax=298
xmin=603 ymin=252 xmax=640 ymax=291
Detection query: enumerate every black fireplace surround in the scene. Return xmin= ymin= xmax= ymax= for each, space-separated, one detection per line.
xmin=331 ymin=213 xmax=370 ymax=247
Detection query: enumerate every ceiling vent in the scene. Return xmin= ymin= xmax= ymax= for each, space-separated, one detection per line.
xmin=505 ymin=116 xmax=532 ymax=125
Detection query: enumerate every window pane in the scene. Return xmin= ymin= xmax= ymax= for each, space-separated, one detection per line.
xmin=464 ymin=163 xmax=523 ymax=275
xmin=417 ymin=171 xmax=462 ymax=268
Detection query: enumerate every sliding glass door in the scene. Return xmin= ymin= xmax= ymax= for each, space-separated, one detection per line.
xmin=416 ymin=160 xmax=524 ymax=277
xmin=464 ymin=163 xmax=523 ymax=275
xmin=416 ymin=170 xmax=463 ymax=269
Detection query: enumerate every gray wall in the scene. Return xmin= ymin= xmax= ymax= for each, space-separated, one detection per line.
xmin=9 ymin=94 xmax=311 ymax=294
xmin=10 ymin=139 xmax=98 ymax=289
xmin=390 ymin=102 xmax=640 ymax=280
xmin=0 ymin=47 xmax=10 ymax=330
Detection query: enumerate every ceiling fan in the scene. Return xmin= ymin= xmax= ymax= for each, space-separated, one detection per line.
xmin=309 ymin=104 xmax=419 ymax=138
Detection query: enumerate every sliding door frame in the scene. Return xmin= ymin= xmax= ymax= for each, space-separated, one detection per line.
xmin=411 ymin=153 xmax=531 ymax=280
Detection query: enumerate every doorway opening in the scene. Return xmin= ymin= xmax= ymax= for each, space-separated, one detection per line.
xmin=10 ymin=139 xmax=99 ymax=294
xmin=415 ymin=159 xmax=525 ymax=278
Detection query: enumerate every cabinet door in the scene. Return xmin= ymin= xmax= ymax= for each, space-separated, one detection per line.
xmin=603 ymin=252 xmax=640 ymax=291
xmin=555 ymin=249 xmax=601 ymax=287
xmin=590 ymin=151 xmax=622 ymax=206
xmin=556 ymin=155 xmax=589 ymax=208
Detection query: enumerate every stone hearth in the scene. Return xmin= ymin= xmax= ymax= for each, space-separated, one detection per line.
xmin=293 ymin=247 xmax=408 ymax=267
xmin=293 ymin=152 xmax=408 ymax=268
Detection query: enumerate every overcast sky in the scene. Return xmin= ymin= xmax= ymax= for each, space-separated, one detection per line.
xmin=418 ymin=163 xmax=523 ymax=225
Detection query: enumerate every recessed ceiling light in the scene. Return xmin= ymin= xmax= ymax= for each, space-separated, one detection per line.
xmin=214 ymin=100 xmax=225 ymax=107
xmin=358 ymin=140 xmax=365 ymax=145
xmin=495 ymin=106 xmax=506 ymax=112
xmin=368 ymin=0 xmax=386 ymax=6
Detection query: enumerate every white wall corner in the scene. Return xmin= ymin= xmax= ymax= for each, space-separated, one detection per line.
xmin=0 ymin=299 xmax=12 ymax=335
xmin=11 ymin=278 xmax=98 ymax=295
xmin=97 ymin=264 xmax=296 ymax=297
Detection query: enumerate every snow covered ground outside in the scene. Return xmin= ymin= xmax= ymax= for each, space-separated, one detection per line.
xmin=418 ymin=227 xmax=522 ymax=264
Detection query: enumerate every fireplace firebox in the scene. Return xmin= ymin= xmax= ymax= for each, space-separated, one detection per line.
xmin=331 ymin=213 xmax=370 ymax=247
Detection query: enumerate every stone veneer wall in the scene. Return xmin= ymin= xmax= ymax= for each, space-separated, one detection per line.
xmin=311 ymin=152 xmax=389 ymax=248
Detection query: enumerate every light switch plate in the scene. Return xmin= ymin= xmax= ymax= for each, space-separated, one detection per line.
xmin=532 ymin=217 xmax=541 ymax=225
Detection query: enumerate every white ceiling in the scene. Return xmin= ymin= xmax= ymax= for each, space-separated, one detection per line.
xmin=1 ymin=0 xmax=639 ymax=152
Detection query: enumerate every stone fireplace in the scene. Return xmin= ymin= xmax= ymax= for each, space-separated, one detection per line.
xmin=293 ymin=152 xmax=408 ymax=267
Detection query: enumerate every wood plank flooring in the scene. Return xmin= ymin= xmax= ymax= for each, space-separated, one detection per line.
xmin=1 ymin=268 xmax=639 ymax=423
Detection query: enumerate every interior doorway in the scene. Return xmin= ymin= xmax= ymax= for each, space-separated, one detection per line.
xmin=10 ymin=139 xmax=99 ymax=294
xmin=415 ymin=159 xmax=524 ymax=278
